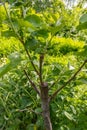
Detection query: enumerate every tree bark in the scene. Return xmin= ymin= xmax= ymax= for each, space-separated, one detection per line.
xmin=41 ymin=82 xmax=52 ymax=130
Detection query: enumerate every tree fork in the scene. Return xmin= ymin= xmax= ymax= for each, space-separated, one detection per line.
xmin=41 ymin=82 xmax=52 ymax=130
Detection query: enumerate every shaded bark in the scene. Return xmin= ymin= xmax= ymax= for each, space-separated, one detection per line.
xmin=41 ymin=82 xmax=52 ymax=130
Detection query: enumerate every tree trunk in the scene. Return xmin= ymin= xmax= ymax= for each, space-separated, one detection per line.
xmin=41 ymin=82 xmax=52 ymax=130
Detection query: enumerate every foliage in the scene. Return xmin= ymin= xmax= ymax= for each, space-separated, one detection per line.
xmin=0 ymin=0 xmax=87 ymax=130
xmin=77 ymin=13 xmax=87 ymax=30
xmin=49 ymin=37 xmax=84 ymax=55
xmin=0 ymin=37 xmax=22 ymax=57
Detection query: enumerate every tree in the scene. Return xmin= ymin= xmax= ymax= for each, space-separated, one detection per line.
xmin=0 ymin=1 xmax=87 ymax=130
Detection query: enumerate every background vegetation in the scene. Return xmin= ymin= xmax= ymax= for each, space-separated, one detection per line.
xmin=0 ymin=0 xmax=87 ymax=130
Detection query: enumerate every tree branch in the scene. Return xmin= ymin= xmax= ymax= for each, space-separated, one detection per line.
xmin=23 ymin=44 xmax=40 ymax=76
xmin=49 ymin=59 xmax=87 ymax=102
xmin=24 ymin=70 xmax=40 ymax=96
xmin=3 ymin=2 xmax=39 ymax=76
xmin=39 ymin=54 xmax=44 ymax=86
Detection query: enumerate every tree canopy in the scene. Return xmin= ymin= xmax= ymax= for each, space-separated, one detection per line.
xmin=0 ymin=0 xmax=87 ymax=130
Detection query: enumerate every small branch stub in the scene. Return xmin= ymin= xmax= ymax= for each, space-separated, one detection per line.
xmin=41 ymin=82 xmax=48 ymax=99
xmin=39 ymin=54 xmax=44 ymax=85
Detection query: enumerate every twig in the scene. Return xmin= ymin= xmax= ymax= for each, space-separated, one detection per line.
xmin=17 ymin=108 xmax=42 ymax=115
xmin=49 ymin=59 xmax=87 ymax=101
xmin=3 ymin=2 xmax=39 ymax=76
xmin=24 ymin=70 xmax=40 ymax=96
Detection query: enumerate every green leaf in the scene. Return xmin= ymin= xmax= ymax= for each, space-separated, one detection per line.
xmin=25 ymin=36 xmax=39 ymax=51
xmin=49 ymin=24 xmax=63 ymax=35
xmin=14 ymin=1 xmax=24 ymax=6
xmin=1 ymin=30 xmax=16 ymax=38
xmin=64 ymin=111 xmax=74 ymax=121
xmin=0 ymin=52 xmax=21 ymax=77
xmin=52 ymin=64 xmax=62 ymax=75
xmin=33 ymin=29 xmax=49 ymax=38
xmin=0 ymin=63 xmax=11 ymax=78
xmin=8 ymin=52 xmax=21 ymax=66
xmin=17 ymin=19 xmax=36 ymax=32
xmin=77 ymin=22 xmax=87 ymax=30
xmin=25 ymin=14 xmax=43 ymax=27
xmin=80 ymin=14 xmax=87 ymax=23
xmin=70 ymin=105 xmax=76 ymax=114
xmin=35 ymin=108 xmax=42 ymax=113
xmin=80 ymin=78 xmax=87 ymax=84
xmin=26 ymin=124 xmax=35 ymax=130
xmin=77 ymin=14 xmax=87 ymax=30
xmin=7 ymin=0 xmax=16 ymax=4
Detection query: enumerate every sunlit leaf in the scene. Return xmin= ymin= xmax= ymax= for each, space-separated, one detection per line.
xmin=77 ymin=14 xmax=87 ymax=30
xmin=64 ymin=111 xmax=74 ymax=121
xmin=25 ymin=14 xmax=43 ymax=27
xmin=0 ymin=63 xmax=11 ymax=77
xmin=0 ymin=52 xmax=21 ymax=77
xmin=80 ymin=14 xmax=87 ymax=23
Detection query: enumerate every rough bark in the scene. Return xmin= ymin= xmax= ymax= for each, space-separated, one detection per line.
xmin=41 ymin=82 xmax=52 ymax=130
